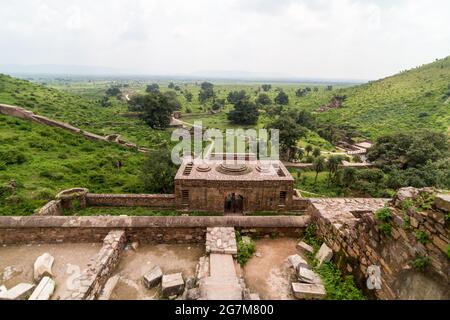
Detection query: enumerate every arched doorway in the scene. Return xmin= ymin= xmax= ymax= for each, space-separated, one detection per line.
xmin=224 ymin=193 xmax=244 ymax=214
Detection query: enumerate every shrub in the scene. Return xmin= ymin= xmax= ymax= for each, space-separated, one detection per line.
xmin=415 ymin=231 xmax=430 ymax=244
xmin=376 ymin=207 xmax=392 ymax=222
xmin=0 ymin=149 xmax=27 ymax=165
xmin=411 ymin=256 xmax=430 ymax=272
xmin=314 ymin=262 xmax=366 ymax=300
xmin=236 ymin=232 xmax=256 ymax=266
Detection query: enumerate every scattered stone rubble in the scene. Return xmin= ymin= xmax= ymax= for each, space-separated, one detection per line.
xmin=206 ymin=227 xmax=238 ymax=255
xmin=288 ymin=248 xmax=332 ymax=300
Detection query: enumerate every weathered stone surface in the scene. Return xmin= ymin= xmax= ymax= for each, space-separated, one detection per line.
xmin=0 ymin=283 xmax=35 ymax=300
xmin=186 ymin=288 xmax=201 ymax=300
xmin=0 ymin=285 xmax=7 ymax=294
xmin=34 ymin=253 xmax=54 ymax=282
xmin=248 ymin=293 xmax=261 ymax=300
xmin=296 ymin=241 xmax=314 ymax=254
xmin=394 ymin=187 xmax=420 ymax=205
xmin=206 ymin=227 xmax=238 ymax=255
xmin=98 ymin=275 xmax=120 ymax=300
xmin=297 ymin=267 xmax=323 ymax=285
xmin=292 ymin=283 xmax=326 ymax=300
xmin=162 ymin=273 xmax=185 ymax=297
xmin=2 ymin=266 xmax=23 ymax=282
xmin=29 ymin=277 xmax=55 ymax=300
xmin=143 ymin=266 xmax=163 ymax=289
xmin=315 ymin=244 xmax=333 ymax=266
xmin=287 ymin=254 xmax=309 ymax=271
xmin=434 ymin=194 xmax=450 ymax=212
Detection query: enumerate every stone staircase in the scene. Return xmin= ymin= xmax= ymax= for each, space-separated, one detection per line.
xmin=199 ymin=227 xmax=243 ymax=300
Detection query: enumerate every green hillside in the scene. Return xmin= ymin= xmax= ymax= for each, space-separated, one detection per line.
xmin=0 ymin=74 xmax=169 ymax=148
xmin=317 ymin=56 xmax=450 ymax=138
xmin=0 ymin=114 xmax=146 ymax=216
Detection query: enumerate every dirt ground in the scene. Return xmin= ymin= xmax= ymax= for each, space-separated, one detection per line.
xmin=110 ymin=244 xmax=204 ymax=300
xmin=0 ymin=243 xmax=101 ymax=300
xmin=242 ymin=238 xmax=301 ymax=300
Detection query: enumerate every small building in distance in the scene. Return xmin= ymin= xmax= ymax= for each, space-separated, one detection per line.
xmin=174 ymin=154 xmax=295 ymax=214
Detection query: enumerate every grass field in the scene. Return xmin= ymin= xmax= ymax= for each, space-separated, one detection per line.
xmin=0 ymin=114 xmax=147 ymax=216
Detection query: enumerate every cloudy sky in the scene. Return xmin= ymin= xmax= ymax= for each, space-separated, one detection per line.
xmin=1 ymin=0 xmax=449 ymax=80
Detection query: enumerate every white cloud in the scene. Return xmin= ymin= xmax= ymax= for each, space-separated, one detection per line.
xmin=0 ymin=0 xmax=449 ymax=79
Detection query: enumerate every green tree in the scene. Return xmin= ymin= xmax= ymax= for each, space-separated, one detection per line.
xmin=140 ymin=150 xmax=178 ymax=193
xmin=146 ymin=83 xmax=160 ymax=93
xmin=227 ymin=90 xmax=247 ymax=105
xmin=199 ymin=82 xmax=215 ymax=103
xmin=168 ymin=82 xmax=175 ymax=89
xmin=128 ymin=92 xmax=180 ymax=129
xmin=184 ymin=91 xmax=193 ymax=102
xmin=275 ymin=90 xmax=289 ymax=105
xmin=305 ymin=145 xmax=313 ymax=156
xmin=313 ymin=147 xmax=321 ymax=157
xmin=368 ymin=131 xmax=449 ymax=170
xmin=261 ymin=84 xmax=272 ymax=92
xmin=266 ymin=111 xmax=307 ymax=161
xmin=106 ymin=86 xmax=121 ymax=97
xmin=341 ymin=167 xmax=357 ymax=188
xmin=256 ymin=93 xmax=272 ymax=105
xmin=227 ymin=92 xmax=259 ymax=125
xmin=327 ymin=155 xmax=346 ymax=182
xmin=313 ymin=156 xmax=326 ymax=184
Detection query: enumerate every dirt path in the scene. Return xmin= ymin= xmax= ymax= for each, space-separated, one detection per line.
xmin=242 ymin=238 xmax=300 ymax=300
xmin=0 ymin=243 xmax=101 ymax=300
xmin=110 ymin=244 xmax=204 ymax=300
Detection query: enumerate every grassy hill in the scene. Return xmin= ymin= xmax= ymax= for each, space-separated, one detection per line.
xmin=0 ymin=114 xmax=146 ymax=215
xmin=316 ymin=56 xmax=450 ymax=139
xmin=0 ymin=74 xmax=169 ymax=148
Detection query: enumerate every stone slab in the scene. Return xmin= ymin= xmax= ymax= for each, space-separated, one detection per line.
xmin=0 ymin=283 xmax=35 ymax=300
xmin=29 ymin=277 xmax=55 ymax=300
xmin=162 ymin=273 xmax=185 ymax=297
xmin=296 ymin=241 xmax=314 ymax=255
xmin=287 ymin=254 xmax=309 ymax=271
xmin=315 ymin=243 xmax=333 ymax=267
xmin=292 ymin=283 xmax=326 ymax=300
xmin=144 ymin=266 xmax=163 ymax=289
xmin=34 ymin=253 xmax=54 ymax=282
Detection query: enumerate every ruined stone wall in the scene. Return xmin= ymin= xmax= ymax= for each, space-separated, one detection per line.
xmin=174 ymin=179 xmax=295 ymax=212
xmin=86 ymin=193 xmax=176 ymax=208
xmin=0 ymin=215 xmax=309 ymax=245
xmin=70 ymin=230 xmax=126 ymax=300
xmin=308 ymin=197 xmax=450 ymax=300
xmin=36 ymin=200 xmax=63 ymax=216
xmin=0 ymin=103 xmax=147 ymax=152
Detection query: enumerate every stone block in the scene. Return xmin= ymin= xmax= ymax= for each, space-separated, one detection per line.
xmin=0 ymin=283 xmax=35 ymax=300
xmin=98 ymin=275 xmax=120 ymax=300
xmin=143 ymin=266 xmax=163 ymax=289
xmin=434 ymin=194 xmax=450 ymax=213
xmin=287 ymin=254 xmax=309 ymax=271
xmin=162 ymin=273 xmax=185 ymax=297
xmin=315 ymin=243 xmax=333 ymax=266
xmin=297 ymin=267 xmax=323 ymax=285
xmin=296 ymin=241 xmax=314 ymax=255
xmin=29 ymin=277 xmax=55 ymax=300
xmin=34 ymin=253 xmax=54 ymax=282
xmin=186 ymin=288 xmax=201 ymax=300
xmin=292 ymin=283 xmax=326 ymax=300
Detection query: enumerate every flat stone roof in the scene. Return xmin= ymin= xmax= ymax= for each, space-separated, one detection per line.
xmin=175 ymin=158 xmax=294 ymax=182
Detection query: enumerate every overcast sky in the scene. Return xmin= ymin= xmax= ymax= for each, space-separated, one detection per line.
xmin=1 ymin=0 xmax=449 ymax=80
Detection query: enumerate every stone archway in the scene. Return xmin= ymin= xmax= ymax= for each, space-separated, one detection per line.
xmin=224 ymin=193 xmax=244 ymax=214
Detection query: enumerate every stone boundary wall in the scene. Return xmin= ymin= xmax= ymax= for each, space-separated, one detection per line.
xmin=36 ymin=200 xmax=63 ymax=216
xmin=70 ymin=230 xmax=126 ymax=300
xmin=308 ymin=198 xmax=450 ymax=300
xmin=86 ymin=193 xmax=176 ymax=208
xmin=0 ymin=103 xmax=148 ymax=153
xmin=292 ymin=197 xmax=310 ymax=211
xmin=0 ymin=215 xmax=309 ymax=245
